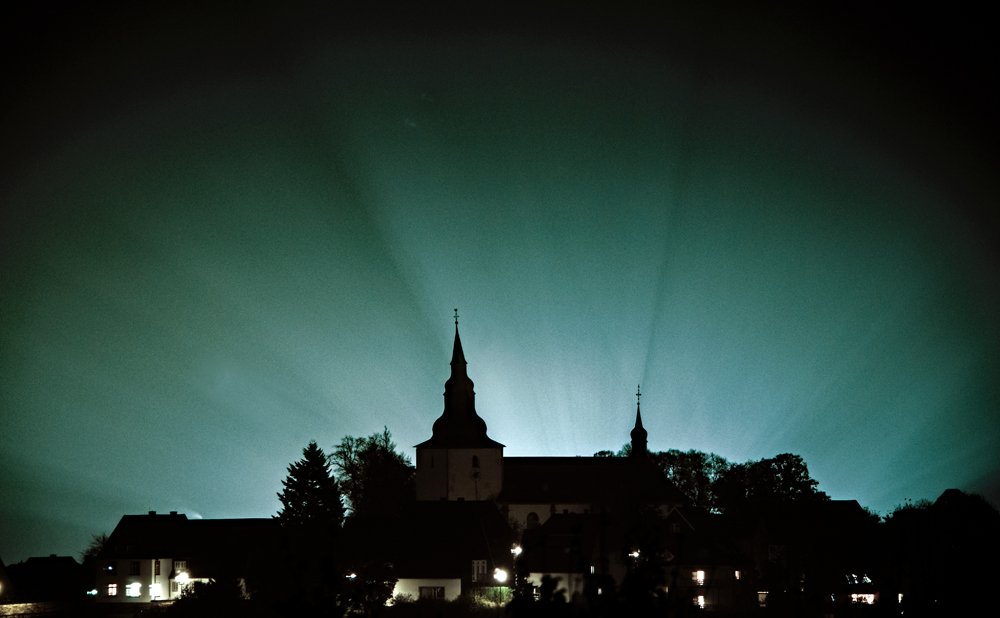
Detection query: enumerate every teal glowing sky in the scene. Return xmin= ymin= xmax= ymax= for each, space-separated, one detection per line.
xmin=1 ymin=4 xmax=997 ymax=562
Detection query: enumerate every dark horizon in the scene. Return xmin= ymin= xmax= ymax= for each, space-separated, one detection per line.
xmin=1 ymin=2 xmax=997 ymax=564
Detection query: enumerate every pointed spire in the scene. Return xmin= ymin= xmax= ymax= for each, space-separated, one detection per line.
xmin=415 ymin=312 xmax=504 ymax=449
xmin=630 ymin=384 xmax=647 ymax=458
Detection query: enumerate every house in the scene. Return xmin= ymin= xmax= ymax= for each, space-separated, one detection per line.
xmin=718 ymin=499 xmax=881 ymax=612
xmin=95 ymin=511 xmax=278 ymax=603
xmin=2 ymin=554 xmax=83 ymax=603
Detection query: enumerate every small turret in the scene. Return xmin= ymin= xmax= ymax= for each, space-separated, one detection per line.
xmin=630 ymin=384 xmax=647 ymax=458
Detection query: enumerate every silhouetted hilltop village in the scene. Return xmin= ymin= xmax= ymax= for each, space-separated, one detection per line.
xmin=2 ymin=325 xmax=997 ymax=617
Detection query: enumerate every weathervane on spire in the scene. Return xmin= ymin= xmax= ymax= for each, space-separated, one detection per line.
xmin=636 ymin=384 xmax=641 ymax=410
xmin=454 ymin=308 xmax=459 ymax=326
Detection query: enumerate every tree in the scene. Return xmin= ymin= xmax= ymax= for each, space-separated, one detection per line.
xmin=80 ymin=532 xmax=109 ymax=561
xmin=649 ymin=449 xmax=730 ymax=512
xmin=714 ymin=453 xmax=829 ymax=512
xmin=277 ymin=441 xmax=345 ymax=528
xmin=272 ymin=442 xmax=345 ymax=616
xmin=330 ymin=427 xmax=415 ymax=517
xmin=594 ymin=445 xmax=730 ymax=512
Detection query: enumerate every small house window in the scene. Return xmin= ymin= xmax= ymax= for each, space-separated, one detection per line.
xmin=735 ymin=570 xmax=741 ymax=580
xmin=155 ymin=560 xmax=160 ymax=576
xmin=472 ymin=456 xmax=479 ymax=468
xmin=419 ymin=586 xmax=445 ymax=599
xmin=175 ymin=561 xmax=186 ymax=572
xmin=107 ymin=583 xmax=117 ymax=597
xmin=125 ymin=583 xmax=141 ymax=597
xmin=472 ymin=559 xmax=487 ymax=582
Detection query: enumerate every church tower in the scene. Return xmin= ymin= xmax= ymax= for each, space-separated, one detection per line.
xmin=415 ymin=318 xmax=504 ymax=501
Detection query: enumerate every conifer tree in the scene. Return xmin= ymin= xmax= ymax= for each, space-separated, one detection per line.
xmin=276 ymin=441 xmax=344 ymax=528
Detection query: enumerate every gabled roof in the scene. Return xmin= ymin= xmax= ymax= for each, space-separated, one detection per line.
xmin=99 ymin=512 xmax=279 ymax=569
xmin=415 ymin=326 xmax=504 ymax=449
xmin=497 ymin=456 xmax=687 ymax=505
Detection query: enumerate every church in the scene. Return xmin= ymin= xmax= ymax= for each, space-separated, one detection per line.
xmin=396 ymin=320 xmax=698 ymax=600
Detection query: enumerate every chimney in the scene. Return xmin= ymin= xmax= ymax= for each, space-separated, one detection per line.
xmin=149 ymin=511 xmax=156 ymax=515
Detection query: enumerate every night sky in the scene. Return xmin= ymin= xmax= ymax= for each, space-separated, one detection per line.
xmin=2 ymin=3 xmax=997 ymax=563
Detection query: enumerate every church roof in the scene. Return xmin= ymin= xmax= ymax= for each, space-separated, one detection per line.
xmin=415 ymin=326 xmax=504 ymax=449
xmin=497 ymin=456 xmax=687 ymax=505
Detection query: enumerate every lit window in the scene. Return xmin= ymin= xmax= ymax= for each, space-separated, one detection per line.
xmin=735 ymin=570 xmax=741 ymax=580
xmin=758 ymin=591 xmax=768 ymax=607
xmin=693 ymin=570 xmax=705 ymax=585
xmin=151 ymin=583 xmax=162 ymax=599
xmin=696 ymin=595 xmax=705 ymax=608
xmin=107 ymin=584 xmax=118 ymax=597
xmin=591 ymin=566 xmax=595 ymax=574
xmin=851 ymin=594 xmax=875 ymax=605
xmin=126 ymin=583 xmax=141 ymax=597
xmin=472 ymin=559 xmax=487 ymax=582
xmin=130 ymin=561 xmax=140 ymax=575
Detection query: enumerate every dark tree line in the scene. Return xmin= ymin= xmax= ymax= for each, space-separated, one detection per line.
xmin=596 ymin=445 xmax=829 ymax=512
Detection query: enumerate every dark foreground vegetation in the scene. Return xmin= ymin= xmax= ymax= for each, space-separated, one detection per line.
xmin=2 ymin=430 xmax=997 ymax=617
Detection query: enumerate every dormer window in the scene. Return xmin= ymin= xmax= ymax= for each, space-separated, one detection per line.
xmin=472 ymin=456 xmax=479 ymax=468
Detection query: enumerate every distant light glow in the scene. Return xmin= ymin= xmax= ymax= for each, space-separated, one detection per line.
xmin=347 ymin=573 xmax=357 ymax=579
xmin=176 ymin=572 xmax=189 ymax=583
xmin=494 ymin=568 xmax=507 ymax=583
xmin=696 ymin=595 xmax=705 ymax=608
xmin=511 ymin=545 xmax=522 ymax=556
xmin=88 ymin=589 xmax=98 ymax=596
xmin=151 ymin=583 xmax=162 ymax=599
xmin=126 ymin=583 xmax=141 ymax=597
